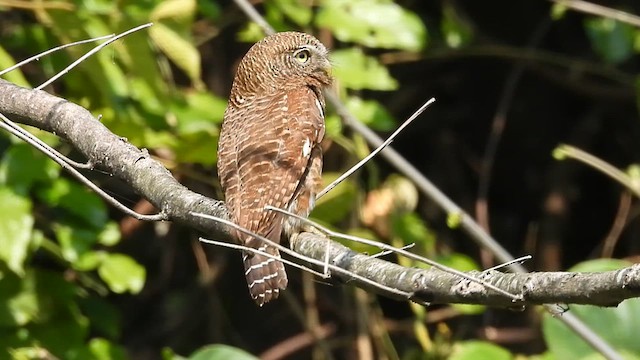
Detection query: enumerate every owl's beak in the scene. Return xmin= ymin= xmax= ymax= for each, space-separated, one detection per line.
xmin=317 ymin=57 xmax=332 ymax=79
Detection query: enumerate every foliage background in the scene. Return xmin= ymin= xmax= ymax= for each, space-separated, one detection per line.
xmin=1 ymin=0 xmax=640 ymax=359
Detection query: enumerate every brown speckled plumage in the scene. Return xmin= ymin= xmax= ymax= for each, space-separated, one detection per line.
xmin=217 ymin=32 xmax=332 ymax=306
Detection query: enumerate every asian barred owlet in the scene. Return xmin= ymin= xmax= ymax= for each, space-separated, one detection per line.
xmin=217 ymin=32 xmax=332 ymax=306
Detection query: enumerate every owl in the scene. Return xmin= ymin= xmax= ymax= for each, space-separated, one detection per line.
xmin=217 ymin=32 xmax=332 ymax=306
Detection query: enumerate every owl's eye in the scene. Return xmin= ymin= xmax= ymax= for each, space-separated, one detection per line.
xmin=293 ymin=49 xmax=311 ymax=63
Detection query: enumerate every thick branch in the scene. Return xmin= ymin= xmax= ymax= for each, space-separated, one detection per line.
xmin=294 ymin=233 xmax=640 ymax=307
xmin=1 ymin=78 xmax=639 ymax=307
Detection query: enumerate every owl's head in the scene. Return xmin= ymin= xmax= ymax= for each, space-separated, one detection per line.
xmin=232 ymin=32 xmax=332 ymax=98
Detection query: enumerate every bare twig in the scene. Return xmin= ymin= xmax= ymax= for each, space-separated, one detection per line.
xmin=36 ymin=23 xmax=153 ymax=90
xmin=0 ymin=112 xmax=166 ymax=221
xmin=198 ymin=238 xmax=328 ymax=279
xmin=0 ymin=34 xmax=115 ymax=77
xmin=1 ymin=117 xmax=93 ymax=168
xmin=601 ymin=191 xmax=632 ymax=258
xmin=551 ymin=0 xmax=640 ymax=28
xmin=191 ymin=211 xmax=420 ymax=302
xmin=476 ymin=18 xmax=551 ymax=233
xmin=484 ymin=256 xmax=533 ymax=272
xmin=317 ymin=98 xmax=435 ymax=199
xmin=370 ymin=243 xmax=415 ymax=258
xmin=265 ymin=205 xmax=521 ymax=301
xmin=554 ymin=144 xmax=640 ymax=197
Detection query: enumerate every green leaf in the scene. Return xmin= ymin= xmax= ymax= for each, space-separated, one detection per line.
xmin=54 ymin=224 xmax=99 ymax=263
xmin=188 ymin=344 xmax=258 ymax=360
xmin=174 ymin=131 xmax=219 ymax=165
xmin=173 ymin=91 xmax=226 ymax=134
xmin=87 ymin=338 xmax=127 ymax=360
xmin=441 ymin=5 xmax=473 ymax=49
xmin=312 ymin=172 xmax=357 ymax=224
xmin=0 ymin=188 xmax=33 ymax=275
xmin=97 ymin=222 xmax=121 ymax=247
xmin=324 ymin=114 xmax=343 ymax=139
xmin=270 ymin=0 xmax=313 ymax=26
xmin=550 ymin=4 xmax=568 ymax=20
xmin=79 ymin=297 xmax=121 ymax=338
xmin=436 ymin=253 xmax=479 ymax=272
xmin=449 ymin=341 xmax=513 ymax=360
xmin=149 ymin=23 xmax=203 ymax=88
xmin=150 ymin=0 xmax=196 ymax=21
xmin=331 ymin=48 xmax=398 ymax=91
xmin=345 ymin=96 xmax=396 ymax=131
xmin=317 ymin=0 xmax=427 ymax=51
xmin=0 ymin=271 xmax=38 ymax=326
xmin=585 ymin=18 xmax=634 ymax=64
xmin=0 ymin=143 xmax=60 ymax=193
xmin=543 ymin=259 xmax=640 ymax=359
xmin=392 ymin=212 xmax=436 ymax=253
xmin=74 ymin=251 xmax=106 ymax=271
xmin=37 ymin=178 xmax=108 ymax=229
xmin=0 ymin=45 xmax=30 ymax=87
xmin=98 ymin=253 xmax=146 ymax=294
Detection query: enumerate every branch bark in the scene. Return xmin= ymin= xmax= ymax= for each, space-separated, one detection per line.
xmin=1 ymin=78 xmax=639 ymax=307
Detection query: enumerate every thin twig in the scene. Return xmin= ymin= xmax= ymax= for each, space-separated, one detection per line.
xmin=476 ymin=18 xmax=551 ymax=233
xmin=0 ymin=34 xmax=115 ymax=77
xmin=36 ymin=23 xmax=153 ymax=90
xmin=265 ymin=205 xmax=521 ymax=301
xmin=191 ymin=211 xmax=419 ymax=301
xmin=484 ymin=256 xmax=533 ymax=272
xmin=551 ymin=0 xmax=640 ymax=28
xmin=317 ymin=98 xmax=435 ymax=199
xmin=1 ymin=117 xmax=93 ymax=168
xmin=554 ymin=144 xmax=640 ymax=197
xmin=370 ymin=243 xmax=415 ymax=258
xmin=601 ymin=191 xmax=631 ymax=258
xmin=198 ymin=238 xmax=328 ymax=278
xmin=0 ymin=113 xmax=166 ymax=221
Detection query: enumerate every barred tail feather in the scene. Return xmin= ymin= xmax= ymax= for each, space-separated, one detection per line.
xmin=242 ymin=246 xmax=288 ymax=306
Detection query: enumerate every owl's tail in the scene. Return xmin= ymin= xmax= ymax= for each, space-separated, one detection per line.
xmin=242 ymin=245 xmax=288 ymax=306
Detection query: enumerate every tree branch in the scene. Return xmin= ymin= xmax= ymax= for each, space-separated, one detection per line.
xmin=1 ymin=78 xmax=640 ymax=307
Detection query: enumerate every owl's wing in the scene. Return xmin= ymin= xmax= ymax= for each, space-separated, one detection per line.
xmin=230 ymin=86 xmax=324 ymax=244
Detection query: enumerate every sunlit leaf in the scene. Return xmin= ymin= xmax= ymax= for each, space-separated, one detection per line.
xmin=74 ymin=251 xmax=105 ymax=271
xmin=324 ymin=114 xmax=343 ymax=139
xmin=54 ymin=224 xmax=99 ymax=263
xmin=436 ymin=253 xmax=479 ymax=272
xmin=450 ymin=341 xmax=512 ymax=360
xmin=149 ymin=23 xmax=203 ymax=88
xmin=98 ymin=253 xmax=146 ymax=294
xmin=188 ymin=344 xmax=258 ymax=360
xmin=317 ymin=0 xmax=427 ymax=51
xmin=331 ymin=48 xmax=398 ymax=91
xmin=0 ymin=272 xmax=38 ymax=326
xmin=97 ymin=222 xmax=121 ymax=247
xmin=0 ymin=188 xmax=33 ymax=275
xmin=270 ymin=0 xmax=313 ymax=26
xmin=150 ymin=0 xmax=196 ymax=21
xmin=441 ymin=5 xmax=473 ymax=49
xmin=392 ymin=212 xmax=436 ymax=253
xmin=345 ymin=96 xmax=396 ymax=131
xmin=174 ymin=132 xmax=218 ymax=165
xmin=0 ymin=45 xmax=30 ymax=87
xmin=87 ymin=338 xmax=127 ymax=360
